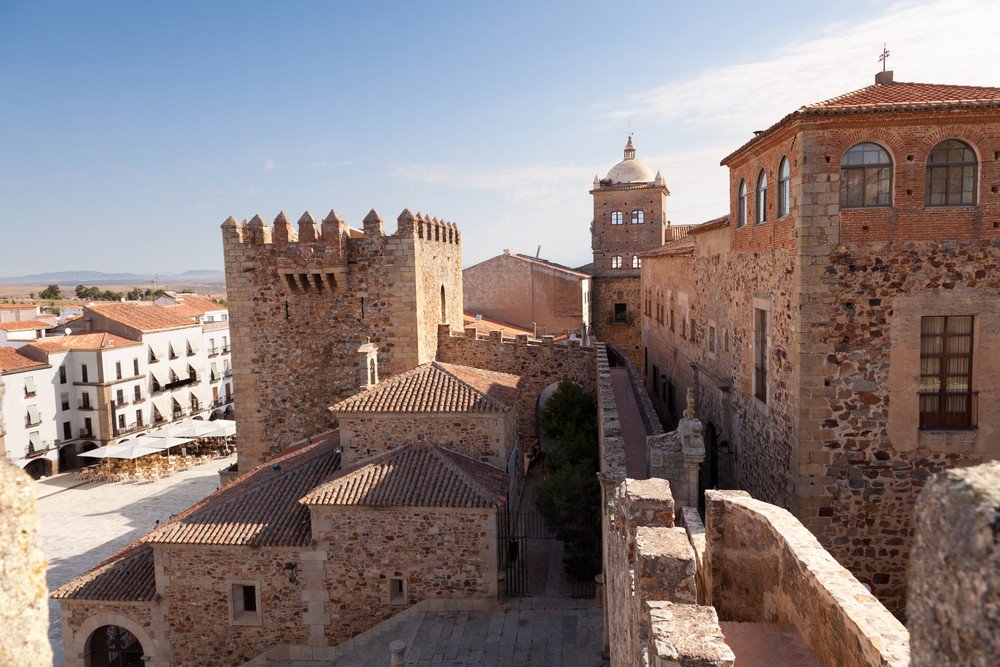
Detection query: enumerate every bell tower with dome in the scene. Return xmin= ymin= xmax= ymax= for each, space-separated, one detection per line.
xmin=588 ymin=136 xmax=669 ymax=362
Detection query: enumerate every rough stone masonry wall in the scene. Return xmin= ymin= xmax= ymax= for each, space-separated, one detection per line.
xmin=155 ymin=544 xmax=309 ymax=666
xmin=0 ymin=456 xmax=52 ymax=667
xmin=592 ymin=275 xmax=642 ymax=367
xmin=703 ymin=490 xmax=909 ymax=667
xmin=61 ymin=601 xmax=154 ymax=667
xmin=908 ymin=461 xmax=1000 ymax=667
xmin=790 ymin=113 xmax=1000 ymax=616
xmin=313 ymin=505 xmax=496 ymax=645
xmin=339 ymin=410 xmax=515 ymax=468
xmin=435 ymin=325 xmax=596 ymax=445
xmin=222 ymin=210 xmax=463 ymax=471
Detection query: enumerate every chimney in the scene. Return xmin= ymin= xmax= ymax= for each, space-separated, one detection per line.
xmin=358 ymin=339 xmax=379 ymax=389
xmin=875 ymin=70 xmax=894 ymax=85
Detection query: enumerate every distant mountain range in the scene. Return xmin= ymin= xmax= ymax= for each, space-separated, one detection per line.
xmin=0 ymin=270 xmax=225 ymax=285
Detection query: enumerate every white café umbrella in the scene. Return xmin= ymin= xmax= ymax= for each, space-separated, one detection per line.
xmin=79 ymin=441 xmax=168 ymax=460
xmin=157 ymin=418 xmax=220 ymax=439
xmin=205 ymin=419 xmax=236 ymax=438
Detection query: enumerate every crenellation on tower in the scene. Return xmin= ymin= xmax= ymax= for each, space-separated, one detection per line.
xmin=222 ymin=204 xmax=464 ymax=471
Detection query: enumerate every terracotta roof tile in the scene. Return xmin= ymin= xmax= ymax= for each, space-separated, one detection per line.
xmin=51 ymin=545 xmax=155 ymax=602
xmin=0 ymin=347 xmax=48 ymax=373
xmin=331 ymin=362 xmax=520 ymax=414
xmin=87 ymin=303 xmax=197 ymax=332
xmin=26 ymin=332 xmax=141 ymax=352
xmin=638 ymin=237 xmax=696 ymax=259
xmin=0 ymin=320 xmax=49 ymax=331
xmin=52 ymin=433 xmax=341 ymax=601
xmin=147 ymin=434 xmax=341 ymax=546
xmin=164 ymin=294 xmax=225 ymax=319
xmin=723 ymin=80 xmax=1000 ymax=165
xmin=301 ymin=443 xmax=507 ymax=508
xmin=689 ymin=215 xmax=730 ymax=235
xmin=510 ymin=254 xmax=591 ymax=278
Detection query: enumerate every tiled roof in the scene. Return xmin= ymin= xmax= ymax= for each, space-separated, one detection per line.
xmin=510 ymin=253 xmax=591 ymax=278
xmin=26 ymin=332 xmax=141 ymax=352
xmin=575 ymin=262 xmax=596 ymax=276
xmin=638 ymin=237 xmax=696 ymax=259
xmin=689 ymin=215 xmax=730 ymax=235
xmin=164 ymin=294 xmax=226 ymax=319
xmin=52 ymin=433 xmax=341 ymax=601
xmin=51 ymin=544 xmax=155 ymax=602
xmin=0 ymin=347 xmax=48 ymax=373
xmin=87 ymin=303 xmax=197 ymax=332
xmin=147 ymin=434 xmax=341 ymax=546
xmin=301 ymin=443 xmax=507 ymax=508
xmin=0 ymin=320 xmax=49 ymax=331
xmin=331 ymin=362 xmax=520 ymax=414
xmin=463 ymin=312 xmax=531 ymax=337
xmin=723 ymin=80 xmax=1000 ymax=164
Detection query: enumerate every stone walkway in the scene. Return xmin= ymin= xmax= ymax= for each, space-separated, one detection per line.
xmin=609 ymin=367 xmax=650 ymax=479
xmin=720 ymin=621 xmax=819 ymax=666
xmin=36 ymin=455 xmax=236 ymax=666
xmin=331 ymin=600 xmax=606 ymax=666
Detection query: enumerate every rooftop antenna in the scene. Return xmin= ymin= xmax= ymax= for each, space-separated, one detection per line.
xmin=535 ymin=245 xmax=542 ymax=258
xmin=878 ymin=43 xmax=890 ymax=72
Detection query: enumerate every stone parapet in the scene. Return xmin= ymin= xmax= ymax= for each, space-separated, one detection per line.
xmin=908 ymin=461 xmax=1000 ymax=667
xmin=704 ymin=490 xmax=909 ymax=667
xmin=645 ymin=602 xmax=734 ymax=667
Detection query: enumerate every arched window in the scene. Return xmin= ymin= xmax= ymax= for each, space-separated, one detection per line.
xmin=840 ymin=142 xmax=892 ymax=208
xmin=631 ymin=210 xmax=644 ymax=224
xmin=926 ymin=140 xmax=977 ymax=206
xmin=86 ymin=625 xmax=144 ymax=667
xmin=632 ymin=255 xmax=641 ymax=269
xmin=611 ymin=211 xmax=623 ymax=225
xmin=611 ymin=255 xmax=622 ymax=269
xmin=737 ymin=179 xmax=747 ymax=227
xmin=439 ymin=285 xmax=446 ymax=323
xmin=778 ymin=156 xmax=790 ymax=217
xmin=755 ymin=170 xmax=768 ymax=224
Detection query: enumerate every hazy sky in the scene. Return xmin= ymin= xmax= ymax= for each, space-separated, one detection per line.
xmin=2 ymin=0 xmax=998 ymax=275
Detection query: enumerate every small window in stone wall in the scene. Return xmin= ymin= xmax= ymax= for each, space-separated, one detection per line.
xmin=611 ymin=255 xmax=623 ymax=269
xmin=611 ymin=211 xmax=623 ymax=225
xmin=652 ymin=364 xmax=660 ymax=396
xmin=708 ymin=325 xmax=717 ymax=354
xmin=230 ymin=582 xmax=261 ymax=625
xmin=389 ymin=577 xmax=407 ymax=605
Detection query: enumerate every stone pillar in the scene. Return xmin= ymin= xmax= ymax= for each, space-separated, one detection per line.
xmin=0 ymin=391 xmax=52 ymax=666
xmin=909 ymin=461 xmax=1000 ymax=666
xmin=677 ymin=388 xmax=705 ymax=508
xmin=389 ymin=640 xmax=406 ymax=666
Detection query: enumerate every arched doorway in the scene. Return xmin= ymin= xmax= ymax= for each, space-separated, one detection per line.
xmin=23 ymin=459 xmax=51 ymax=480
xmin=85 ymin=624 xmax=144 ymax=666
xmin=60 ymin=444 xmax=82 ymax=472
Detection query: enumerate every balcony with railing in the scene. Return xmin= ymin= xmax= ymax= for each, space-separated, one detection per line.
xmin=79 ymin=428 xmax=95 ymax=439
xmin=213 ymin=395 xmax=234 ymax=407
xmin=207 ymin=347 xmax=219 ymax=357
xmin=25 ymin=413 xmax=41 ymax=428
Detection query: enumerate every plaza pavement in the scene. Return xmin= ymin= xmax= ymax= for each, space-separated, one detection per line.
xmin=36 ymin=454 xmax=236 ymax=666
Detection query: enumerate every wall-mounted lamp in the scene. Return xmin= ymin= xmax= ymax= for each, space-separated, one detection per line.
xmin=283 ymin=561 xmax=299 ymax=585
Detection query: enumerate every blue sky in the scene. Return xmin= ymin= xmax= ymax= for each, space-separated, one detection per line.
xmin=1 ymin=0 xmax=997 ymax=275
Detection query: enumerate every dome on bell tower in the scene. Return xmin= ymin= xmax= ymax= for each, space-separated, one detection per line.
xmin=605 ymin=136 xmax=656 ymax=184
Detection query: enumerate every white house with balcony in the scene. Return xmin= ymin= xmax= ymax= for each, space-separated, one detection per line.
xmin=0 ymin=347 xmax=58 ymax=478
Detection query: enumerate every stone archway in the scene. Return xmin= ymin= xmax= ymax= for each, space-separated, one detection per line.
xmin=23 ymin=458 xmax=52 ymax=480
xmin=85 ymin=625 xmax=144 ymax=666
xmin=70 ymin=613 xmax=153 ymax=667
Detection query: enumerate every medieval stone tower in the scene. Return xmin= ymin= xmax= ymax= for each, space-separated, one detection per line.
xmin=590 ymin=137 xmax=670 ymax=362
xmin=222 ymin=208 xmax=464 ymax=472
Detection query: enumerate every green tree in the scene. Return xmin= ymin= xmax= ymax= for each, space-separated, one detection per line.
xmin=39 ymin=284 xmax=61 ymax=299
xmin=75 ymin=284 xmax=88 ymax=299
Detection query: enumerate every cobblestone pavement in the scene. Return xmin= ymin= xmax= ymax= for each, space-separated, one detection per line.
xmin=332 ymin=600 xmax=607 ymax=666
xmin=36 ymin=455 xmax=236 ymax=666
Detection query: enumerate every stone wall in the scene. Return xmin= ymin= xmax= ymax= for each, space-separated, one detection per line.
xmin=462 ymin=253 xmax=588 ymax=336
xmin=222 ymin=209 xmax=463 ymax=471
xmin=703 ymin=490 xmax=909 ymax=667
xmin=339 ymin=410 xmax=516 ymax=468
xmin=592 ymin=275 xmax=642 ymax=366
xmin=155 ymin=544 xmax=309 ymax=666
xmin=908 ymin=461 xmax=1000 ymax=666
xmin=0 ymin=455 xmax=52 ymax=667
xmin=61 ymin=601 xmax=154 ymax=667
xmin=313 ymin=505 xmax=497 ymax=645
xmin=435 ymin=325 xmax=596 ymax=445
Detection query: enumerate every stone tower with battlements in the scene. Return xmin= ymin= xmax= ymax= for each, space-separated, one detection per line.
xmin=590 ymin=137 xmax=671 ymax=362
xmin=222 ymin=208 xmax=464 ymax=472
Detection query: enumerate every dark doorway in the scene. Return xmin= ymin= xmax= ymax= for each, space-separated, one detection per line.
xmin=85 ymin=625 xmax=144 ymax=667
xmin=699 ymin=422 xmax=720 ymax=515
